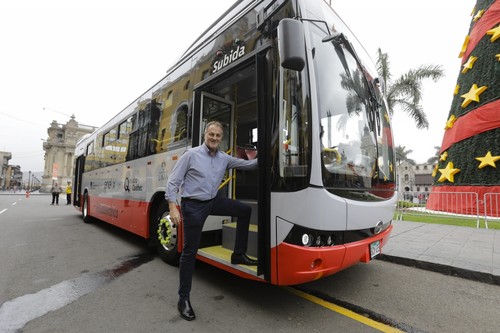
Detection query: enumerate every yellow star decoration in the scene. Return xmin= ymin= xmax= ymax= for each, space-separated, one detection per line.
xmin=454 ymin=85 xmax=460 ymax=95
xmin=461 ymin=56 xmax=477 ymax=73
xmin=475 ymin=151 xmax=500 ymax=169
xmin=496 ymin=54 xmax=500 ymax=62
xmin=432 ymin=164 xmax=439 ymax=177
xmin=460 ymin=84 xmax=487 ymax=108
xmin=444 ymin=115 xmax=457 ymax=130
xmin=473 ymin=10 xmax=484 ymax=22
xmin=438 ymin=162 xmax=460 ymax=183
xmin=459 ymin=35 xmax=470 ymax=58
xmin=440 ymin=151 xmax=448 ymax=161
xmin=486 ymin=25 xmax=500 ymax=42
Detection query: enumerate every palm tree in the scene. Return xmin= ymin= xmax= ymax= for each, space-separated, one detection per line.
xmin=395 ymin=145 xmax=416 ymax=165
xmin=376 ymin=48 xmax=445 ymax=129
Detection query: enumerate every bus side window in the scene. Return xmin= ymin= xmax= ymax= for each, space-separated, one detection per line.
xmin=126 ymin=100 xmax=161 ymax=160
xmin=126 ymin=112 xmax=139 ymax=161
xmin=86 ymin=141 xmax=94 ymax=155
xmin=169 ymin=103 xmax=190 ymax=147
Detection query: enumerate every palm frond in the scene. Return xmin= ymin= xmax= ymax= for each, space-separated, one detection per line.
xmin=394 ymin=99 xmax=429 ymax=129
xmin=376 ymin=48 xmax=391 ymax=84
xmin=376 ymin=48 xmax=444 ymax=131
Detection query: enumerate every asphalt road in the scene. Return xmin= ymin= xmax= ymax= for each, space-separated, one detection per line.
xmin=0 ymin=194 xmax=499 ymax=333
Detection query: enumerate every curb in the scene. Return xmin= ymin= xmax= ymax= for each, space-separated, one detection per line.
xmin=377 ymin=254 xmax=500 ymax=287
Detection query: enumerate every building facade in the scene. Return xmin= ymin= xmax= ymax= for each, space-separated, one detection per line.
xmin=41 ymin=116 xmax=96 ymax=193
xmin=0 ymin=151 xmax=12 ymax=190
xmin=397 ymin=161 xmax=436 ymax=202
xmin=0 ymin=151 xmax=22 ymax=192
xmin=6 ymin=165 xmax=23 ymax=191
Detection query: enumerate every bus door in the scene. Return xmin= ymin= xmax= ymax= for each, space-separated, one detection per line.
xmin=193 ymin=60 xmax=265 ymax=277
xmin=73 ymin=154 xmax=85 ymax=207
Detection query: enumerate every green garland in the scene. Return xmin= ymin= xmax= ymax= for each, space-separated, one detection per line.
xmin=449 ymin=37 xmax=500 ymax=118
xmin=433 ymin=128 xmax=500 ymax=185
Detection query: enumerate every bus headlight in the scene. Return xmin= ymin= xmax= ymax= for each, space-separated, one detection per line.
xmin=284 ymin=223 xmax=388 ymax=248
xmin=285 ymin=225 xmax=343 ymax=247
xmin=315 ymin=235 xmax=322 ymax=246
xmin=301 ymin=234 xmax=312 ymax=246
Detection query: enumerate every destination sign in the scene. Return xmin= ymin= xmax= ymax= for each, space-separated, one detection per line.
xmin=212 ymin=40 xmax=246 ymax=74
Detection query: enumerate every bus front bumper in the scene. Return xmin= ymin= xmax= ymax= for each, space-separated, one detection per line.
xmin=272 ymin=224 xmax=393 ymax=285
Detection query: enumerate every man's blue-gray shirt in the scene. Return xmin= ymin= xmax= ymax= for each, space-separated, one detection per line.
xmin=165 ymin=143 xmax=258 ymax=202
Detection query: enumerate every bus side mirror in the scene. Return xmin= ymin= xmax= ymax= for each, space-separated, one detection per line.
xmin=278 ymin=18 xmax=306 ymax=71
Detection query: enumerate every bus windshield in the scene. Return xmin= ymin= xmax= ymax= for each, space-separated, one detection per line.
xmin=308 ymin=8 xmax=395 ymax=201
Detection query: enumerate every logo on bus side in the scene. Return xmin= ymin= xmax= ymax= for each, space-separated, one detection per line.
xmin=104 ymin=180 xmax=116 ymax=189
xmin=158 ymin=160 xmax=168 ymax=181
xmin=124 ymin=177 xmax=143 ymax=192
xmin=212 ymin=39 xmax=246 ymax=74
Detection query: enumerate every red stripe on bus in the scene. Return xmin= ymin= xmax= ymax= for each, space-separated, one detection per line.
xmin=84 ymin=195 xmax=150 ymax=238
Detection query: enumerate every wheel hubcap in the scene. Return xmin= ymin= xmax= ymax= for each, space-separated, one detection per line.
xmin=157 ymin=214 xmax=177 ymax=251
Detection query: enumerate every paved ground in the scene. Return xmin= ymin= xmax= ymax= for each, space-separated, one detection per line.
xmin=380 ymin=220 xmax=500 ymax=285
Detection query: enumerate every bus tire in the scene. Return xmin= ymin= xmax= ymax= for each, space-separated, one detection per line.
xmin=153 ymin=201 xmax=180 ymax=266
xmin=82 ymin=193 xmax=93 ymax=223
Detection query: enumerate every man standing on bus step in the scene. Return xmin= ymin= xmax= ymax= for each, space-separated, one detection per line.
xmin=165 ymin=120 xmax=258 ymax=321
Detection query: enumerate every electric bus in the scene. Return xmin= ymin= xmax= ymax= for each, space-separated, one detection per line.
xmin=73 ymin=0 xmax=397 ymax=286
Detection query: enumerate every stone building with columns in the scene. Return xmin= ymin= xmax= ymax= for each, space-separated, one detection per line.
xmin=40 ymin=116 xmax=97 ymax=193
xmin=397 ymin=161 xmax=436 ymax=202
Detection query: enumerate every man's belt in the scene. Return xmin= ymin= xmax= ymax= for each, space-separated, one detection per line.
xmin=182 ymin=197 xmax=214 ymax=203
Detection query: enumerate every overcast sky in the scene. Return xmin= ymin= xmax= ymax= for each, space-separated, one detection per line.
xmin=0 ymin=0 xmax=475 ymax=172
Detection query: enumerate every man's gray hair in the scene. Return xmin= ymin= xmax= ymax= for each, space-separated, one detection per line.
xmin=204 ymin=121 xmax=224 ymax=134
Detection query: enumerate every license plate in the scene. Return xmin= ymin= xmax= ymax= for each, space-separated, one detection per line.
xmin=369 ymin=240 xmax=381 ymax=259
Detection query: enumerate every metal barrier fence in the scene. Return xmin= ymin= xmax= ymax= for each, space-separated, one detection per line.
xmin=484 ymin=193 xmax=500 ymax=229
xmin=396 ymin=191 xmax=481 ymax=228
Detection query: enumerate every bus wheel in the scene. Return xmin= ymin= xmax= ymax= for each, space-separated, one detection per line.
xmin=82 ymin=193 xmax=93 ymax=223
xmin=154 ymin=202 xmax=180 ymax=266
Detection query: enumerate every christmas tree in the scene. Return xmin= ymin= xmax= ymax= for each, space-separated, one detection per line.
xmin=427 ymin=0 xmax=500 ymax=216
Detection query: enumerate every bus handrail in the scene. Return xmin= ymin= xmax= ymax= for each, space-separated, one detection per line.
xmin=218 ymin=176 xmax=233 ymax=190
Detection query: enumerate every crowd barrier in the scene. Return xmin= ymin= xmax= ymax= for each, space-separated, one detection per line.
xmin=396 ymin=191 xmax=500 ymax=229
xmin=483 ymin=193 xmax=500 ymax=229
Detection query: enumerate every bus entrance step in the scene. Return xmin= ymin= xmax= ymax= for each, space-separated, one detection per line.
xmin=222 ymin=222 xmax=258 ymax=258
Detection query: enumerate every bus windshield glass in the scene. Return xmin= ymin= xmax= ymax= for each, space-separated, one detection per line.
xmin=308 ymin=5 xmax=395 ymax=200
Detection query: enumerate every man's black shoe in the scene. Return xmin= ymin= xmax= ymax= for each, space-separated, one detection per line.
xmin=231 ymin=253 xmax=258 ymax=266
xmin=178 ymin=299 xmax=195 ymax=321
